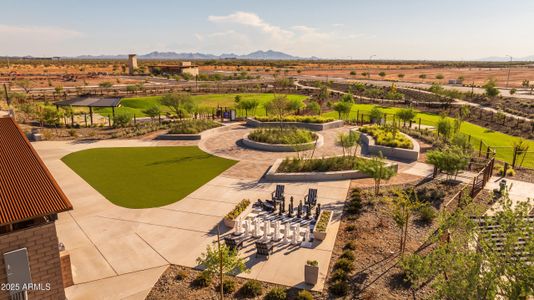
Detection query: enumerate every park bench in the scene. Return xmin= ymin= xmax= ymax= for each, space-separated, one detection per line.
xmin=255 ymin=241 xmax=274 ymax=258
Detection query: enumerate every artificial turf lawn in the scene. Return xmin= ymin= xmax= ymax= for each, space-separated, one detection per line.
xmin=323 ymin=104 xmax=534 ymax=167
xmin=61 ymin=146 xmax=237 ymax=208
xmin=95 ymin=93 xmax=307 ymax=117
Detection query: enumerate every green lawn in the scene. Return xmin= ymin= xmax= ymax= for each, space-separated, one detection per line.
xmin=95 ymin=93 xmax=307 ymax=117
xmin=61 ymin=147 xmax=237 ymax=208
xmin=323 ymin=104 xmax=534 ymax=167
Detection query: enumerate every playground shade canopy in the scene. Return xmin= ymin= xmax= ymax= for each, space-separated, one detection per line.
xmin=54 ymin=97 xmax=122 ymax=108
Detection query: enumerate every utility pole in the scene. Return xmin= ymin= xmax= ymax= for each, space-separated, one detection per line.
xmin=505 ymin=55 xmax=512 ymax=88
xmin=3 ymin=83 xmax=10 ymax=106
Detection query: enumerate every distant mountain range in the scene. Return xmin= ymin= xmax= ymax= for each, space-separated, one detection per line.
xmin=73 ymin=50 xmax=311 ymax=60
xmin=477 ymin=55 xmax=534 ymax=62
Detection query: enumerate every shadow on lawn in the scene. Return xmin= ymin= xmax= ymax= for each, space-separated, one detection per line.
xmin=146 ymin=154 xmax=213 ymax=166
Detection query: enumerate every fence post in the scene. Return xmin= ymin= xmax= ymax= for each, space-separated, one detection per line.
xmin=158 ymin=114 xmax=161 ymax=125
xmin=485 ymin=146 xmax=491 ymax=159
xmin=478 ymin=140 xmax=483 ymax=157
xmin=511 ymin=146 xmax=518 ymax=168
xmin=108 ymin=115 xmax=111 ymax=127
xmin=134 ymin=114 xmax=137 ymax=126
xmin=418 ymin=118 xmax=421 ymax=131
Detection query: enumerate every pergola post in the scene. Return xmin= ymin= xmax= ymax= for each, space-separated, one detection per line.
xmin=89 ymin=107 xmax=93 ymax=126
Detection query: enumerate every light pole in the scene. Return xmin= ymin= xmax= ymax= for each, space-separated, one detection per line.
xmin=368 ymin=54 xmax=376 ymax=80
xmin=505 ymin=55 xmax=512 ymax=88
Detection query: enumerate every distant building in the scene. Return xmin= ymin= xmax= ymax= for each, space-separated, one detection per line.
xmin=128 ymin=54 xmax=138 ymax=75
xmin=0 ymin=117 xmax=73 ymax=300
xmin=147 ymin=61 xmax=199 ymax=76
xmin=448 ymin=79 xmax=464 ymax=85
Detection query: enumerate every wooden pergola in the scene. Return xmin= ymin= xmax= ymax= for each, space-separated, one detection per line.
xmin=54 ymin=96 xmax=122 ymax=126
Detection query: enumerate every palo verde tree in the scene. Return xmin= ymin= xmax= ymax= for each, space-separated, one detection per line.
xmin=160 ymin=92 xmax=196 ymax=119
xmin=142 ymin=105 xmax=161 ymax=122
xmin=483 ymin=79 xmax=500 ymax=97
xmin=264 ymin=95 xmax=291 ymax=129
xmin=369 ymin=106 xmax=384 ymax=124
xmin=436 ymin=116 xmax=453 ymax=140
xmin=426 ymin=146 xmax=469 ymax=180
xmin=389 ymin=189 xmax=422 ymax=254
xmin=332 ymin=94 xmax=353 ymax=120
xmin=14 ymin=79 xmax=32 ymax=94
xmin=236 ymin=98 xmax=259 ymax=117
xmin=395 ymin=108 xmax=416 ymax=127
xmin=336 ymin=131 xmax=360 ymax=157
xmin=358 ymin=153 xmax=396 ymax=195
xmin=196 ymin=228 xmax=248 ymax=300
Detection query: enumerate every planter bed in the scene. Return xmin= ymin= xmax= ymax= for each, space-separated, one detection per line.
xmin=359 ymin=131 xmax=420 ymax=162
xmin=265 ymin=156 xmax=398 ymax=181
xmin=242 ymin=133 xmax=324 ymax=152
xmin=246 ymin=118 xmax=344 ymax=131
xmin=223 ymin=199 xmax=252 ymax=228
xmin=155 ymin=122 xmax=227 ymax=140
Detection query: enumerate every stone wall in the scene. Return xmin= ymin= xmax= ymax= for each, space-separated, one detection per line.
xmin=0 ymin=222 xmax=65 ymax=300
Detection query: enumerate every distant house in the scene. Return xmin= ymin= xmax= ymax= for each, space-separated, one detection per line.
xmin=148 ymin=61 xmax=199 ymax=76
xmin=0 ymin=117 xmax=73 ymax=300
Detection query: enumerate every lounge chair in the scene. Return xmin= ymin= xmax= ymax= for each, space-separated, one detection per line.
xmin=304 ymin=188 xmax=318 ymax=207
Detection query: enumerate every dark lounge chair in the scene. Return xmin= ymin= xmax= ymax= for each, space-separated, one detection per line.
xmin=304 ymin=188 xmax=318 ymax=207
xmin=271 ymin=184 xmax=285 ymax=202
xmin=255 ymin=241 xmax=274 ymax=258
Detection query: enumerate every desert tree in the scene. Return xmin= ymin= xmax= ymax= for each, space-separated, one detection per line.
xmin=378 ymin=71 xmax=386 ymax=78
xmin=398 ymin=73 xmax=405 ymax=79
xmin=306 ymin=100 xmax=321 ymax=115
xmin=426 ymin=146 xmax=469 ymax=180
xmin=142 ymin=105 xmax=161 ymax=122
xmin=359 ymin=154 xmax=395 ymax=195
xmin=336 ymin=131 xmax=360 ymax=157
xmin=264 ymin=95 xmax=291 ymax=129
xmin=395 ymin=108 xmax=416 ymax=127
xmin=389 ymin=189 xmax=422 ymax=254
xmin=369 ymin=106 xmax=384 ymax=124
xmin=483 ymin=79 xmax=500 ymax=97
xmin=160 ymin=92 xmax=195 ymax=119
xmin=196 ymin=228 xmax=248 ymax=300
xmin=14 ymin=79 xmax=32 ymax=94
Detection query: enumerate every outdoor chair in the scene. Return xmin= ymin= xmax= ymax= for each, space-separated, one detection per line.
xmin=255 ymin=199 xmax=276 ymax=212
xmin=224 ymin=235 xmax=245 ymax=251
xmin=255 ymin=241 xmax=274 ymax=258
xmin=271 ymin=184 xmax=285 ymax=202
xmin=304 ymin=188 xmax=318 ymax=207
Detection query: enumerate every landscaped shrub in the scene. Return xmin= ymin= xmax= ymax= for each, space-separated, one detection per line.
xmin=192 ymin=271 xmax=212 ymax=288
xmin=174 ymin=270 xmax=187 ymax=281
xmin=346 ymin=188 xmax=363 ymax=214
xmin=225 ymin=199 xmax=251 ymax=221
xmin=295 ymin=289 xmax=314 ymax=300
xmin=113 ymin=113 xmax=132 ymax=128
xmin=278 ymin=156 xmax=362 ymax=173
xmin=255 ymin=115 xmax=335 ymax=123
xmin=330 ymin=269 xmax=348 ymax=282
xmin=417 ymin=204 xmax=436 ymax=224
xmin=359 ymin=124 xmax=413 ymax=149
xmin=497 ymin=166 xmax=516 ymax=177
xmin=240 ymin=280 xmax=263 ymax=298
xmin=328 ymin=280 xmax=349 ymax=296
xmin=168 ymin=119 xmax=220 ymax=134
xmin=333 ymin=258 xmax=354 ymax=272
xmin=220 ymin=279 xmax=236 ymax=294
xmin=264 ymin=287 xmax=287 ymax=300
xmin=248 ymin=127 xmax=315 ymax=144
xmin=340 ymin=250 xmax=355 ymax=261
xmin=343 ymin=241 xmax=356 ymax=250
xmin=345 ymin=224 xmax=356 ymax=232
xmin=315 ymin=211 xmax=332 ymax=233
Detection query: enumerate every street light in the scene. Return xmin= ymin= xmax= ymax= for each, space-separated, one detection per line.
xmin=505 ymin=55 xmax=512 ymax=88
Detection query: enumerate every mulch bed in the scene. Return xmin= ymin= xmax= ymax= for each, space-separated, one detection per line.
xmin=146 ymin=265 xmax=322 ymax=300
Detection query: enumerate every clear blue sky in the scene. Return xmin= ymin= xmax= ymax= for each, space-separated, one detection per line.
xmin=1 ymin=0 xmax=533 ymax=60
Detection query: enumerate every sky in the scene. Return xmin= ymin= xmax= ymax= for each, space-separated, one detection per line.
xmin=1 ymin=0 xmax=533 ymax=60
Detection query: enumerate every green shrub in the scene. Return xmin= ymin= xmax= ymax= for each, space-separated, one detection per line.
xmin=295 ymin=289 xmax=314 ymax=300
xmin=220 ymin=279 xmax=236 ymax=294
xmin=315 ymin=211 xmax=332 ymax=233
xmin=174 ymin=270 xmax=187 ymax=281
xmin=225 ymin=199 xmax=251 ymax=221
xmin=168 ymin=119 xmax=220 ymax=134
xmin=329 ymin=280 xmax=349 ymax=296
xmin=346 ymin=188 xmax=363 ymax=214
xmin=340 ymin=250 xmax=355 ymax=261
xmin=255 ymin=115 xmax=335 ymax=123
xmin=248 ymin=127 xmax=315 ymax=144
xmin=333 ymin=258 xmax=354 ymax=272
xmin=240 ymin=280 xmax=263 ymax=298
xmin=344 ymin=241 xmax=356 ymax=250
xmin=278 ymin=156 xmax=362 ymax=173
xmin=497 ymin=166 xmax=515 ymax=177
xmin=345 ymin=224 xmax=356 ymax=232
xmin=417 ymin=204 xmax=436 ymax=224
xmin=330 ymin=269 xmax=348 ymax=282
xmin=113 ymin=113 xmax=132 ymax=128
xmin=264 ymin=287 xmax=287 ymax=300
xmin=192 ymin=271 xmax=211 ymax=288
xmin=359 ymin=124 xmax=413 ymax=149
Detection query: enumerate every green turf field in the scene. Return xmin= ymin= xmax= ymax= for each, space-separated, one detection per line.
xmin=95 ymin=93 xmax=307 ymax=117
xmin=323 ymin=104 xmax=534 ymax=167
xmin=61 ymin=147 xmax=237 ymax=208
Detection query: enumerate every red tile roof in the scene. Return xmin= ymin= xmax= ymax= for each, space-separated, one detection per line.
xmin=0 ymin=118 xmax=72 ymax=226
